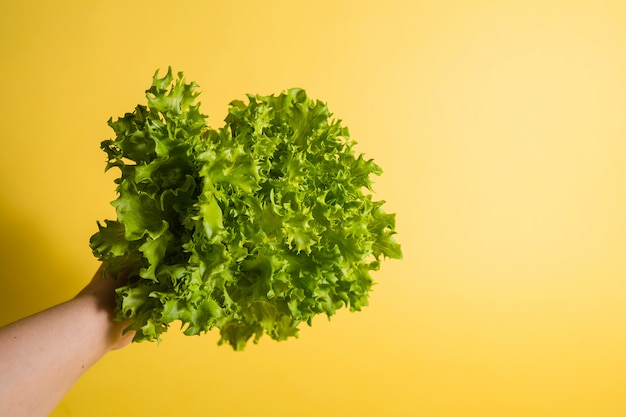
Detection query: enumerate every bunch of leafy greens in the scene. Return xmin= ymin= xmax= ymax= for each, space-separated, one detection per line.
xmin=90 ymin=68 xmax=402 ymax=350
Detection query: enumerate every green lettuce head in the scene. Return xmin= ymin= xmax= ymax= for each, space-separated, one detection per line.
xmin=90 ymin=68 xmax=402 ymax=350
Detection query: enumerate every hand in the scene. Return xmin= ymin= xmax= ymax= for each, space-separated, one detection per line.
xmin=76 ymin=265 xmax=136 ymax=350
xmin=0 ymin=264 xmax=138 ymax=416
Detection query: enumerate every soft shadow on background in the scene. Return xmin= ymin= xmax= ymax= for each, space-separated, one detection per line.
xmin=0 ymin=202 xmax=79 ymax=326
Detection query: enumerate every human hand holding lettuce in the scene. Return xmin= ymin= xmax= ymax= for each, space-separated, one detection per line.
xmin=90 ymin=68 xmax=402 ymax=350
xmin=0 ymin=69 xmax=400 ymax=416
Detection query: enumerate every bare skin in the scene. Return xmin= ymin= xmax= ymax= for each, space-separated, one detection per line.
xmin=0 ymin=266 xmax=134 ymax=417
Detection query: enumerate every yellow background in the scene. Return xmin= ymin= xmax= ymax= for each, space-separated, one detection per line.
xmin=1 ymin=0 xmax=625 ymax=415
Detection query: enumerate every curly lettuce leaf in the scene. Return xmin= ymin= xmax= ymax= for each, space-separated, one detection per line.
xmin=90 ymin=69 xmax=402 ymax=350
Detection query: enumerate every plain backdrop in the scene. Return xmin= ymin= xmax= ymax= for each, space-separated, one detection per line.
xmin=1 ymin=1 xmax=625 ymax=416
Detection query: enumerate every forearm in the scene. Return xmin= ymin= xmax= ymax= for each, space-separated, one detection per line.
xmin=0 ymin=269 xmax=131 ymax=417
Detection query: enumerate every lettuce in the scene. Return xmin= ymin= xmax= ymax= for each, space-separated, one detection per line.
xmin=90 ymin=68 xmax=401 ymax=350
